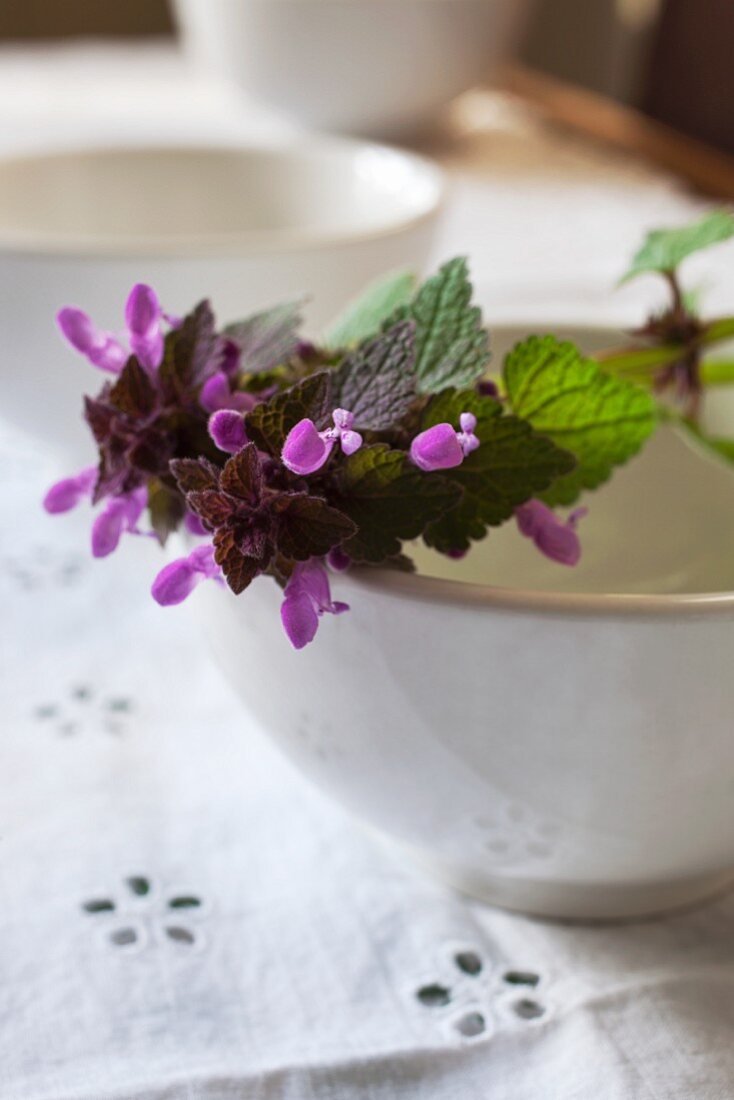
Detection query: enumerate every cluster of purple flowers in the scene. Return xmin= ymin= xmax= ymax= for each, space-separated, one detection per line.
xmin=45 ymin=282 xmax=585 ymax=650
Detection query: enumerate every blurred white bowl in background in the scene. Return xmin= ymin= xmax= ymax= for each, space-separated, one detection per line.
xmin=0 ymin=141 xmax=444 ymax=464
xmin=173 ymin=0 xmax=529 ymax=138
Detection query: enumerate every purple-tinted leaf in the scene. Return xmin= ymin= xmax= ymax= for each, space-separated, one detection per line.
xmin=224 ymin=300 xmax=303 ymax=374
xmin=213 ymin=527 xmax=261 ymax=594
xmin=159 ymin=300 xmax=217 ymax=399
xmin=219 ymin=443 xmax=263 ymax=501
xmin=170 ymin=457 xmax=221 ymax=495
xmin=275 ymin=494 xmax=357 ymax=560
xmin=245 ymin=372 xmax=332 ymax=456
xmin=108 ymin=357 xmax=157 ymax=418
xmin=330 ymin=320 xmax=417 ymax=431
xmin=187 ymin=490 xmax=235 ymax=528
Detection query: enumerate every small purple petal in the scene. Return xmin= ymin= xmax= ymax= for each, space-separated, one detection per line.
xmin=410 ymin=423 xmax=464 ymax=472
xmin=125 ymin=284 xmax=160 ymax=337
xmin=200 ymin=371 xmax=232 ymax=413
xmin=281 ymin=590 xmax=320 ymax=649
xmin=217 ymin=338 xmax=242 ymax=376
xmin=87 ymin=337 xmax=127 ymax=373
xmin=515 ymin=500 xmax=548 ymax=539
xmin=332 ymin=408 xmax=355 ymax=431
xmin=57 ymin=308 xmax=97 ymax=354
xmin=282 ymin=418 xmax=333 ymax=476
xmin=327 ymin=546 xmax=351 ymax=572
xmin=340 ymin=429 xmax=363 ymax=456
xmin=91 ymin=501 xmax=126 ymax=558
xmin=459 ymin=412 xmax=477 ymax=434
xmin=535 ymin=522 xmax=582 ymax=567
xmin=43 ymin=466 xmax=97 ymax=514
xmin=184 ymin=511 xmax=208 ymax=537
xmin=151 ymin=559 xmax=198 ymax=606
xmin=209 ymin=410 xmax=248 ymax=454
xmin=476 ymin=379 xmax=500 ymax=398
xmin=446 ymin=547 xmax=468 ymax=560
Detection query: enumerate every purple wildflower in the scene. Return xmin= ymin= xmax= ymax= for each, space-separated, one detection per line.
xmin=200 ymin=370 xmax=255 ymax=414
xmin=57 ymin=308 xmax=126 ymax=374
xmin=151 ymin=543 xmax=222 ymax=606
xmin=208 ymin=409 xmax=248 ymax=454
xmin=327 ymin=546 xmax=351 ymax=572
xmin=184 ymin=510 xmax=208 ymax=537
xmin=281 ymin=408 xmax=363 ymax=476
xmin=516 ymin=500 xmax=587 ymax=566
xmin=280 ymin=560 xmax=349 ymax=649
xmin=410 ymin=412 xmax=480 ymax=472
xmin=125 ymin=284 xmax=165 ymax=372
xmin=43 ymin=466 xmax=97 ymax=514
xmin=91 ymin=487 xmax=148 ymax=558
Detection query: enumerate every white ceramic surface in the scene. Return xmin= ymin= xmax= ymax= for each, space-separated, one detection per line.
xmin=173 ymin=0 xmax=529 ymax=138
xmin=193 ymin=326 xmax=734 ymax=921
xmin=0 ymin=142 xmax=443 ymax=464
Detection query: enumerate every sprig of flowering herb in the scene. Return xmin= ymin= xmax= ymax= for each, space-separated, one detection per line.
xmin=46 ymin=232 xmax=726 ymax=649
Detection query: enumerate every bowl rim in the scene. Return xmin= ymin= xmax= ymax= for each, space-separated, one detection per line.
xmin=349 ymin=319 xmax=734 ymax=622
xmin=0 ymin=139 xmax=446 ymax=259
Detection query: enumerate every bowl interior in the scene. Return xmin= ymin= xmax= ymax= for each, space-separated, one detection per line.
xmin=0 ymin=144 xmax=443 ymax=253
xmin=411 ymin=326 xmax=734 ymax=597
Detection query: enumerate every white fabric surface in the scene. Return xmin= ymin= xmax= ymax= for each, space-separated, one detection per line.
xmin=2 ymin=42 xmax=734 ymax=1100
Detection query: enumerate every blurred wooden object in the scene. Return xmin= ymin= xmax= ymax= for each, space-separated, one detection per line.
xmin=502 ymin=63 xmax=734 ymax=201
xmin=0 ymin=0 xmax=173 ymax=39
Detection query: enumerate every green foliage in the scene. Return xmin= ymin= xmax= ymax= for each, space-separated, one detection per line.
xmin=420 ymin=390 xmax=576 ymax=553
xmin=622 ymin=210 xmax=734 ymax=283
xmin=147 ymin=479 xmax=186 ymax=545
xmin=325 ymin=270 xmax=416 ymax=348
xmin=334 ymin=444 xmax=462 ymax=563
xmin=329 ymin=320 xmax=417 ymax=431
xmin=386 ymin=257 xmax=491 ymax=394
xmin=504 ymin=336 xmax=657 ymax=506
xmin=245 ymin=372 xmax=332 ymax=455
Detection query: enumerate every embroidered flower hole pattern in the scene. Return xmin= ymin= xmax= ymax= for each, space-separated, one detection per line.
xmin=81 ymin=877 xmax=205 ymax=950
xmin=415 ymin=948 xmax=547 ymax=1038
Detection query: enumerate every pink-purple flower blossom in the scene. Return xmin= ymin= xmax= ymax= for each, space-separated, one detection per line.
xmin=57 ymin=282 xmax=168 ymax=375
xmin=281 ymin=409 xmax=363 ymax=476
xmin=43 ymin=466 xmax=97 ymax=514
xmin=515 ymin=499 xmax=587 ymax=566
xmin=208 ymin=409 xmax=248 ymax=454
xmin=151 ymin=543 xmax=222 ymax=606
xmin=280 ymin=559 xmax=349 ymax=649
xmin=199 ymin=370 xmax=256 ymax=415
xmin=410 ymin=412 xmax=480 ymax=472
xmin=91 ymin=488 xmax=148 ymax=558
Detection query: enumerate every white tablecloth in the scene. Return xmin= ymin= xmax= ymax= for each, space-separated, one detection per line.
xmin=2 ymin=42 xmax=734 ymax=1100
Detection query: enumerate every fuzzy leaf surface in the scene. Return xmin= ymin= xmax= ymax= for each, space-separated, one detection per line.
xmin=503 ymin=336 xmax=656 ymax=506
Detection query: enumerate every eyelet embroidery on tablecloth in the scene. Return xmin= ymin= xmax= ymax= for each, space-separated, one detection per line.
xmin=81 ymin=875 xmax=207 ymax=953
xmin=34 ymin=685 xmax=134 ymax=737
xmin=2 ymin=543 xmax=86 ymax=593
xmin=413 ymin=942 xmax=550 ymax=1043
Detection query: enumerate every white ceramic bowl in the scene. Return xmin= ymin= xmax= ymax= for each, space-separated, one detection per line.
xmin=0 ymin=142 xmax=443 ymax=463
xmin=194 ymin=325 xmax=734 ymax=921
xmin=173 ymin=0 xmax=529 ymax=138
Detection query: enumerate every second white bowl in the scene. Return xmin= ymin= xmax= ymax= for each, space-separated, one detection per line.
xmin=0 ymin=141 xmax=444 ymax=462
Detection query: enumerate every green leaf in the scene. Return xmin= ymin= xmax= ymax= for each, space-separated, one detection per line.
xmin=595 ymin=343 xmax=682 ymax=381
xmin=700 ymin=316 xmax=734 ymax=346
xmin=325 ymin=270 xmax=416 ymax=349
xmin=245 ymin=372 xmax=332 ymax=455
xmin=503 ymin=336 xmax=657 ymax=507
xmin=334 ymin=444 xmax=462 ymax=564
xmin=329 ymin=320 xmax=417 ymax=431
xmin=420 ymin=389 xmax=576 ymax=553
xmin=159 ymin=300 xmax=217 ymax=399
xmin=622 ymin=210 xmax=734 ymax=283
xmin=224 ymin=300 xmax=304 ymax=374
xmin=147 ymin=479 xmax=186 ymax=545
xmin=275 ymin=495 xmax=357 ymax=560
xmin=701 ymin=360 xmax=734 ymax=387
xmin=388 ymin=257 xmax=491 ymax=394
